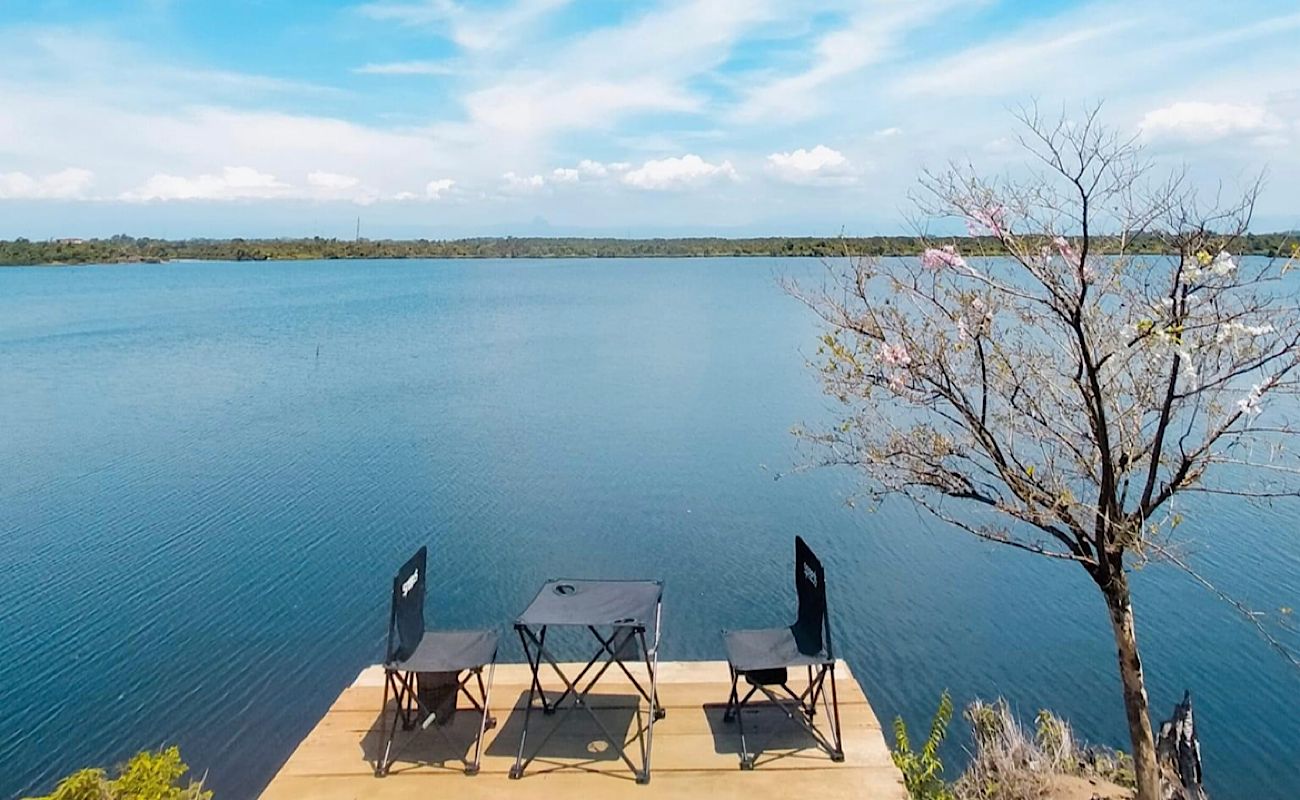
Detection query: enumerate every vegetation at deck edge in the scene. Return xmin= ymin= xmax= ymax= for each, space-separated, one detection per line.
xmin=1 ymin=232 xmax=1297 ymax=266
xmin=27 ymin=747 xmax=210 ymax=800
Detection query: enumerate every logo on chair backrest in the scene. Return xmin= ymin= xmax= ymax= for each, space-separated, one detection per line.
xmin=802 ymin=563 xmax=818 ymax=587
xmin=402 ymin=569 xmax=420 ymax=597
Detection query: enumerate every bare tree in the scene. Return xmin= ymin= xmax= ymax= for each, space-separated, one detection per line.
xmin=788 ymin=105 xmax=1299 ymax=800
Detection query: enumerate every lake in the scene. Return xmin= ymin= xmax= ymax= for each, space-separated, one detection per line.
xmin=1 ymin=258 xmax=1296 ymax=799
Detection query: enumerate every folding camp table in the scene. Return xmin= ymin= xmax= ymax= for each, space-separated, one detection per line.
xmin=510 ymin=579 xmax=664 ymax=784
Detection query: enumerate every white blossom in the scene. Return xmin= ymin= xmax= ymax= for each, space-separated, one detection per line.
xmin=1210 ymin=251 xmax=1237 ymax=277
xmin=955 ymin=295 xmax=992 ymax=341
xmin=1178 ymin=347 xmax=1198 ymax=387
xmin=1237 ymin=383 xmax=1264 ymax=416
xmin=1217 ymin=321 xmax=1275 ymax=343
xmin=1183 ymin=250 xmax=1238 ymax=282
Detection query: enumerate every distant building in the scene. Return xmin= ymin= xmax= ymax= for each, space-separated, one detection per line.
xmin=54 ymin=238 xmax=85 ymax=245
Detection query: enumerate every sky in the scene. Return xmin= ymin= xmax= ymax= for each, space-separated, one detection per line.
xmin=1 ymin=0 xmax=1299 ymax=239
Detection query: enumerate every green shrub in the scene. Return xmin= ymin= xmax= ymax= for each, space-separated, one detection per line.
xmin=28 ymin=747 xmax=211 ymax=800
xmin=891 ymin=690 xmax=955 ymax=800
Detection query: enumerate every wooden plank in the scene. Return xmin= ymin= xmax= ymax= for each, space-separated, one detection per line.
xmin=262 ymin=766 xmax=907 ymax=800
xmin=276 ymin=723 xmax=892 ymax=777
xmin=325 ymin=681 xmax=873 ymax=716
xmin=260 ymin=660 xmax=906 ymax=800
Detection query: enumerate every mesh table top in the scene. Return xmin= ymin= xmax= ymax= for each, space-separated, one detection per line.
xmin=515 ymin=579 xmax=662 ymax=628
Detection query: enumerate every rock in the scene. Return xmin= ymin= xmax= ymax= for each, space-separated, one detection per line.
xmin=1156 ymin=691 xmax=1206 ymax=800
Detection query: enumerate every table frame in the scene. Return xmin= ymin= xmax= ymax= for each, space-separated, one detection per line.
xmin=509 ymin=595 xmax=664 ymax=784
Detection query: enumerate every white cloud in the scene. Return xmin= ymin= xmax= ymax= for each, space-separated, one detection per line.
xmin=7 ymin=3 xmax=1300 ymax=233
xmin=352 ymin=60 xmax=456 ymax=76
xmin=465 ymin=78 xmax=697 ymax=135
xmin=306 ymin=170 xmax=380 ymax=204
xmin=121 ymin=166 xmax=289 ymax=201
xmin=307 ymin=171 xmax=361 ymax=190
xmin=459 ymin=0 xmax=777 ymax=138
xmin=576 ymin=159 xmax=608 ymax=177
xmin=501 ymin=171 xmax=545 ymax=193
xmin=737 ymin=1 xmax=964 ymax=122
xmin=0 ymin=76 xmax=483 ymax=202
xmin=891 ymin=6 xmax=1300 ymax=105
xmin=765 ymin=145 xmax=854 ymax=185
xmin=983 ymin=136 xmax=1016 ymax=155
xmin=1138 ymin=101 xmax=1283 ymax=143
xmin=896 ymin=20 xmax=1133 ymax=97
xmin=0 ymin=168 xmax=94 ymax=199
xmin=544 ymin=161 xmax=633 ymax=183
xmin=623 ymin=154 xmax=737 ymax=191
xmin=358 ymin=0 xmax=573 ymax=51
xmin=425 ymin=178 xmax=455 ymax=198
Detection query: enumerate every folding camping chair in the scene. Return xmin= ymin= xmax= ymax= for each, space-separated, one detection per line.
xmin=721 ymin=535 xmax=843 ymax=769
xmin=376 ymin=546 xmax=499 ymax=777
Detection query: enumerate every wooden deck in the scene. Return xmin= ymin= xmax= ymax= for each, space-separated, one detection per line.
xmin=260 ymin=660 xmax=907 ymax=799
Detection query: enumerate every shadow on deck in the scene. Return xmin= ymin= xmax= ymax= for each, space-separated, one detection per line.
xmin=260 ymin=660 xmax=906 ymax=799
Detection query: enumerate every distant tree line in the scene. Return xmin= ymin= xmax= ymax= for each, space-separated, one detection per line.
xmin=1 ymin=232 xmax=1297 ymax=266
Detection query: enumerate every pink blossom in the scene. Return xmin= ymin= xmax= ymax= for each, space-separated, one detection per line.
xmin=877 ymin=342 xmax=911 ymax=392
xmin=1053 ymin=236 xmax=1080 ymax=267
xmin=921 ymin=245 xmax=967 ymax=270
xmin=878 ymin=343 xmax=912 ymax=367
xmin=966 ymin=204 xmax=1007 ymax=237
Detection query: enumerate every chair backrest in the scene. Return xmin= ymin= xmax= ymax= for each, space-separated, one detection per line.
xmin=386 ymin=546 xmax=427 ymax=664
xmin=790 ymin=535 xmax=830 ymax=657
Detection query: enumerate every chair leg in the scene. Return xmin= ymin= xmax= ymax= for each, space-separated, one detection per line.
xmin=806 ymin=666 xmax=818 ymax=718
xmin=467 ymin=661 xmax=496 ymax=775
xmin=476 ymin=668 xmax=497 ymax=730
xmin=639 ymin=627 xmax=665 ymax=722
xmin=727 ymin=670 xmax=756 ymax=770
xmin=827 ymin=663 xmax=845 ymax=762
xmin=736 ymin=685 xmax=754 ymax=771
xmin=377 ymin=671 xmax=403 ymax=777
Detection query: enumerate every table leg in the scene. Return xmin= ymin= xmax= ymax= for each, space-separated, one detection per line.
xmin=638 ymin=600 xmax=662 ymax=783
xmin=510 ymin=625 xmax=545 ymax=779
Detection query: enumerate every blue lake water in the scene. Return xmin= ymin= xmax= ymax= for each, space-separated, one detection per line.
xmin=0 ymin=258 xmax=1297 ymax=799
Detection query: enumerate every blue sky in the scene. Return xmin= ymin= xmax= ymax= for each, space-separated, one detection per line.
xmin=2 ymin=0 xmax=1299 ymax=238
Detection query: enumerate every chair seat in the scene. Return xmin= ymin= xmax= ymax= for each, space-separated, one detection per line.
xmin=389 ymin=629 xmax=498 ymax=673
xmin=723 ymin=627 xmax=830 ymax=672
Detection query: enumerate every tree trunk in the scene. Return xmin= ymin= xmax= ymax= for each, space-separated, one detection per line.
xmin=1103 ymin=571 xmax=1162 ymax=800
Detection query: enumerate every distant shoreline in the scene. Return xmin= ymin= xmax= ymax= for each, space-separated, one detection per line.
xmin=2 ymin=233 xmax=1297 ymax=266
